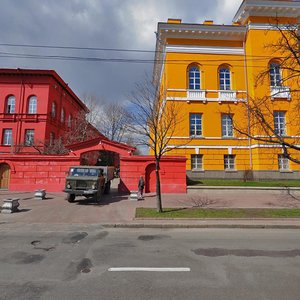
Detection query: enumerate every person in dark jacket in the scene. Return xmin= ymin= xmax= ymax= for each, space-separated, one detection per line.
xmin=138 ymin=175 xmax=145 ymax=200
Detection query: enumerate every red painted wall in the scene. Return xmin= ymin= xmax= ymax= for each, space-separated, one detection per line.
xmin=119 ymin=156 xmax=187 ymax=194
xmin=1 ymin=155 xmax=80 ymax=192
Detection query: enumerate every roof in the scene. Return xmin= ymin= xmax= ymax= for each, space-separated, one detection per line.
xmin=0 ymin=68 xmax=88 ymax=112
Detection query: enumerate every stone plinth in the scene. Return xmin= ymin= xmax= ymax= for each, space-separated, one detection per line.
xmin=34 ymin=189 xmax=46 ymax=200
xmin=1 ymin=198 xmax=20 ymax=213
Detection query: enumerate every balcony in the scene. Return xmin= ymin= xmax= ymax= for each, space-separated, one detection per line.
xmin=270 ymin=86 xmax=291 ymax=99
xmin=187 ymin=90 xmax=206 ymax=100
xmin=218 ymin=90 xmax=237 ymax=102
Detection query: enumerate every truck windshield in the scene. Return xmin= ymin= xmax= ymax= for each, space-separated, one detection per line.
xmin=69 ymin=168 xmax=100 ymax=177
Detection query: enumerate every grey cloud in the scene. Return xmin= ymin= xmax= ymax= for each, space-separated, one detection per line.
xmin=0 ymin=0 xmax=243 ymax=103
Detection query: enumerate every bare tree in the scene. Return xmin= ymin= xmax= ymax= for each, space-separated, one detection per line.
xmin=98 ymin=102 xmax=132 ymax=143
xmin=232 ymin=22 xmax=300 ymax=164
xmin=128 ymin=78 xmax=188 ymax=213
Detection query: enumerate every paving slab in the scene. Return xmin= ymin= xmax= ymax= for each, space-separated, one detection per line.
xmin=1 ymin=180 xmax=300 ymax=228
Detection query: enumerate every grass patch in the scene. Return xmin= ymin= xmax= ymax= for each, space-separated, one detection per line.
xmin=187 ymin=178 xmax=300 ymax=187
xmin=136 ymin=207 xmax=300 ymax=219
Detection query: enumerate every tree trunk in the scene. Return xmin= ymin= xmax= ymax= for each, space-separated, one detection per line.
xmin=155 ymin=159 xmax=163 ymax=213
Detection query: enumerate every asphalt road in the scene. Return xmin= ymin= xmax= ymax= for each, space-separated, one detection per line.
xmin=0 ymin=225 xmax=300 ymax=300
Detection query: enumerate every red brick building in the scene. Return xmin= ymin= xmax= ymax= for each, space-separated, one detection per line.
xmin=0 ymin=68 xmax=100 ymax=155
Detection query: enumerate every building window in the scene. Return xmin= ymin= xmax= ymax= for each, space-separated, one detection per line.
xmin=219 ymin=67 xmax=231 ymax=90
xmin=51 ymin=102 xmax=56 ymax=118
xmin=224 ymin=155 xmax=235 ymax=170
xmin=222 ymin=114 xmax=233 ymax=137
xmin=270 ymin=62 xmax=282 ymax=87
xmin=28 ymin=96 xmax=37 ymax=114
xmin=6 ymin=95 xmax=16 ymax=114
xmin=191 ymin=154 xmax=203 ymax=170
xmin=274 ymin=111 xmax=286 ymax=136
xmin=49 ymin=132 xmax=55 ymax=146
xmin=61 ymin=108 xmax=65 ymax=123
xmin=189 ymin=66 xmax=200 ymax=90
xmin=25 ymin=129 xmax=34 ymax=146
xmin=3 ymin=129 xmax=12 ymax=145
xmin=190 ymin=113 xmax=202 ymax=136
xmin=278 ymin=154 xmax=289 ymax=171
xmin=68 ymin=114 xmax=72 ymax=128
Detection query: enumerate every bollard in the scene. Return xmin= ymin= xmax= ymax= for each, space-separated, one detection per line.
xmin=34 ymin=189 xmax=46 ymax=200
xmin=130 ymin=191 xmax=139 ymax=201
xmin=1 ymin=198 xmax=20 ymax=213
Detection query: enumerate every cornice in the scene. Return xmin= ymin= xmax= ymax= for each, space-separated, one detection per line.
xmin=233 ymin=0 xmax=300 ymax=25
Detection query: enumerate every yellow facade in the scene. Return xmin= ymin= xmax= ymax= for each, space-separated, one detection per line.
xmin=153 ymin=0 xmax=300 ymax=179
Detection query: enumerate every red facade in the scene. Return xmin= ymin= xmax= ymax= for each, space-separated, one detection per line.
xmin=0 ymin=68 xmax=90 ymax=154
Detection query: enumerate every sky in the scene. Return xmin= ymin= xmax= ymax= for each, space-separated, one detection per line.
xmin=0 ymin=0 xmax=242 ymax=104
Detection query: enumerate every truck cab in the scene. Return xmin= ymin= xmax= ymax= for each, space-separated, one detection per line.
xmin=64 ymin=166 xmax=114 ymax=203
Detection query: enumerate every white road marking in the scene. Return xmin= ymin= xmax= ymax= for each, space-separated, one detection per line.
xmin=108 ymin=267 xmax=191 ymax=272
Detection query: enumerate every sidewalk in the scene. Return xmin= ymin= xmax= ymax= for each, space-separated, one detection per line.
xmin=1 ymin=184 xmax=300 ymax=229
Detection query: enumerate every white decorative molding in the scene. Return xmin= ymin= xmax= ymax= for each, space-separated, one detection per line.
xmin=166 ymin=45 xmax=244 ymax=55
xmin=187 ymin=90 xmax=206 ymax=100
xmin=248 ymin=23 xmax=296 ymax=31
xmin=218 ymin=90 xmax=237 ymax=101
xmin=270 ymin=86 xmax=291 ymax=99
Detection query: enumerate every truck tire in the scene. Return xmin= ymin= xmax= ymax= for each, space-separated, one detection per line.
xmin=104 ymin=181 xmax=111 ymax=194
xmin=67 ymin=194 xmax=75 ymax=203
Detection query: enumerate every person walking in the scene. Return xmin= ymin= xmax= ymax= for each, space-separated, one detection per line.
xmin=138 ymin=175 xmax=145 ymax=200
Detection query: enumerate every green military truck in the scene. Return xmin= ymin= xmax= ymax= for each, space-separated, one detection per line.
xmin=64 ymin=166 xmax=115 ymax=203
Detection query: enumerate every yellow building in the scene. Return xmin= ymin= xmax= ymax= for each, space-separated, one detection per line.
xmin=153 ymin=0 xmax=300 ymax=180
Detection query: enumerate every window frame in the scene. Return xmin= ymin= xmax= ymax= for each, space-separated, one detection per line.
xmin=191 ymin=154 xmax=203 ymax=170
xmin=224 ymin=154 xmax=235 ymax=170
xmin=274 ymin=111 xmax=286 ymax=136
xmin=3 ymin=129 xmax=12 ymax=146
xmin=24 ymin=129 xmax=35 ymax=146
xmin=270 ymin=62 xmax=282 ymax=87
xmin=6 ymin=95 xmax=16 ymax=114
xmin=28 ymin=96 xmax=37 ymax=114
xmin=219 ymin=67 xmax=231 ymax=91
xmin=188 ymin=66 xmax=201 ymax=90
xmin=189 ymin=113 xmax=202 ymax=136
xmin=222 ymin=114 xmax=233 ymax=137
xmin=278 ymin=154 xmax=289 ymax=171
xmin=51 ymin=102 xmax=56 ymax=118
xmin=61 ymin=108 xmax=65 ymax=123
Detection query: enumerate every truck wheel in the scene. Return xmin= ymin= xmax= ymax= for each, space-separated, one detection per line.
xmin=104 ymin=181 xmax=111 ymax=194
xmin=67 ymin=194 xmax=75 ymax=203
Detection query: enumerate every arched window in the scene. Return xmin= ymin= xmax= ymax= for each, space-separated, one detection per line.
xmin=49 ymin=132 xmax=55 ymax=146
xmin=188 ymin=66 xmax=200 ymax=90
xmin=6 ymin=95 xmax=15 ymax=114
xmin=270 ymin=62 xmax=282 ymax=87
xmin=51 ymin=102 xmax=56 ymax=118
xmin=28 ymin=96 xmax=37 ymax=114
xmin=68 ymin=114 xmax=72 ymax=128
xmin=219 ymin=67 xmax=231 ymax=90
xmin=61 ymin=108 xmax=65 ymax=123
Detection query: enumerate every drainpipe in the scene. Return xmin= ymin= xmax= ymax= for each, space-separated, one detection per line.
xmin=243 ymin=25 xmax=253 ymax=170
xmin=16 ymin=70 xmax=25 ymax=150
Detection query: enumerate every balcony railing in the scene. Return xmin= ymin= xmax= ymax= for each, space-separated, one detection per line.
xmin=187 ymin=90 xmax=206 ymax=100
xmin=270 ymin=86 xmax=291 ymax=99
xmin=218 ymin=90 xmax=237 ymax=101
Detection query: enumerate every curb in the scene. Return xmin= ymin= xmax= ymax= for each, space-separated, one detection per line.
xmin=187 ymin=186 xmax=300 ymax=191
xmin=101 ymin=223 xmax=300 ymax=229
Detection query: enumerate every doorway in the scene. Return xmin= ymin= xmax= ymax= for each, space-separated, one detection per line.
xmin=0 ymin=163 xmax=10 ymax=189
xmin=145 ymin=163 xmax=156 ymax=193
